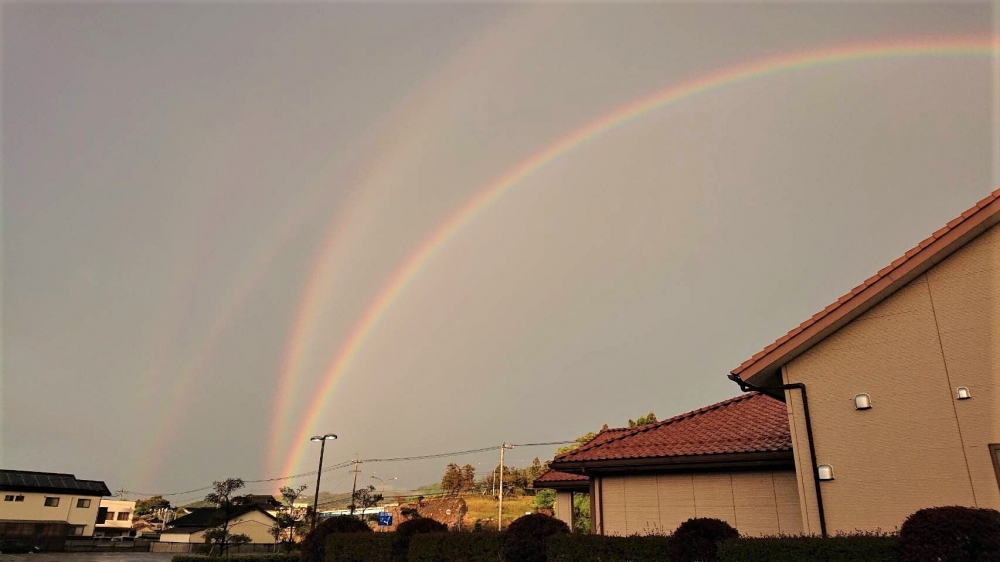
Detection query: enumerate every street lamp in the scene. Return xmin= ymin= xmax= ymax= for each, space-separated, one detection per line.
xmin=369 ymin=475 xmax=397 ymax=531
xmin=310 ymin=433 xmax=338 ymax=531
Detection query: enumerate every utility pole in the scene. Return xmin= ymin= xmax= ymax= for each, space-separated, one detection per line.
xmin=115 ymin=488 xmax=126 ymax=500
xmin=349 ymin=456 xmax=361 ymax=515
xmin=497 ymin=443 xmax=514 ymax=531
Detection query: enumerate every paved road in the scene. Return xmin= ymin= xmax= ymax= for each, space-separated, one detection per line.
xmin=0 ymin=554 xmax=174 ymax=562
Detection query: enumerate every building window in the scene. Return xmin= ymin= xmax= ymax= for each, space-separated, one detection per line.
xmin=3 ymin=495 xmax=13 ymax=501
xmin=77 ymin=499 xmax=91 ymax=508
xmin=44 ymin=497 xmax=60 ymax=507
xmin=69 ymin=525 xmax=85 ymax=536
xmin=105 ymin=512 xmax=115 ymax=521
xmin=117 ymin=511 xmax=130 ymax=521
xmin=14 ymin=495 xmax=24 ymax=502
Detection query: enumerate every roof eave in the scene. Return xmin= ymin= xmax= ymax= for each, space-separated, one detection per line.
xmin=732 ymin=194 xmax=1000 ymax=385
xmin=551 ymin=449 xmax=795 ymax=474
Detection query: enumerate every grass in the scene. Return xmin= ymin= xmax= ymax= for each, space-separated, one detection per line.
xmin=463 ymin=494 xmax=536 ymax=530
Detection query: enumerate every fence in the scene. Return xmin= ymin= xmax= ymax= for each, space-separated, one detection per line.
xmin=150 ymin=542 xmax=277 ymax=554
xmin=64 ymin=538 xmax=153 ymax=552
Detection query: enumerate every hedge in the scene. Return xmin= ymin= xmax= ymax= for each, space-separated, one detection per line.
xmin=407 ymin=532 xmax=503 ymax=562
xmin=547 ymin=534 xmax=672 ymax=562
xmin=171 ymin=556 xmax=298 ymax=562
xmin=326 ymin=533 xmax=395 ymax=562
xmin=717 ymin=535 xmax=898 ymax=562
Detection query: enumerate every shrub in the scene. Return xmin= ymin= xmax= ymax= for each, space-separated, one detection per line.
xmin=717 ymin=533 xmax=897 ymax=562
xmin=502 ymin=513 xmax=570 ymax=562
xmin=172 ymin=556 xmax=298 ymax=562
xmin=407 ymin=532 xmax=503 ymax=562
xmin=300 ymin=516 xmax=372 ymax=562
xmin=547 ymin=534 xmax=672 ymax=561
xmin=393 ymin=518 xmax=448 ymax=562
xmin=669 ymin=518 xmax=739 ymax=562
xmin=326 ymin=533 xmax=394 ymax=562
xmin=898 ymin=506 xmax=1000 ymax=562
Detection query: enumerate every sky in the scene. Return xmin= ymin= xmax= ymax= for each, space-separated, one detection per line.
xmin=2 ymin=1 xmax=997 ymax=504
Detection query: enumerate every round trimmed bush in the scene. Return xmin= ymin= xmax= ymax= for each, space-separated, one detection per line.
xmin=898 ymin=506 xmax=1000 ymax=562
xmin=669 ymin=517 xmax=739 ymax=562
xmin=393 ymin=517 xmax=447 ymax=562
xmin=299 ymin=515 xmax=371 ymax=562
xmin=502 ymin=513 xmax=570 ymax=562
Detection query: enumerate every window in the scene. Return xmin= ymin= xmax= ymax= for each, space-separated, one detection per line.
xmin=69 ymin=525 xmax=85 ymax=536
xmin=77 ymin=498 xmax=91 ymax=508
xmin=14 ymin=495 xmax=24 ymax=502
xmin=117 ymin=511 xmax=130 ymax=521
xmin=44 ymin=497 xmax=60 ymax=507
xmin=4 ymin=495 xmax=13 ymax=501
xmin=105 ymin=512 xmax=115 ymax=521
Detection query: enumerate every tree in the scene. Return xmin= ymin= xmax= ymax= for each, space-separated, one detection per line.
xmin=628 ymin=411 xmax=658 ymax=428
xmin=441 ymin=463 xmax=462 ymax=496
xmin=270 ymin=485 xmax=307 ymax=546
xmin=134 ymin=495 xmax=171 ymax=516
xmin=555 ymin=432 xmax=597 ymax=455
xmin=349 ymin=485 xmax=383 ymax=516
xmin=459 ymin=464 xmax=476 ymax=493
xmin=203 ymin=478 xmax=248 ymax=555
xmin=534 ymin=489 xmax=556 ymax=511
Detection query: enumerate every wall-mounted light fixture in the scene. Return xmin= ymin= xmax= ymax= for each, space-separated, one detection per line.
xmin=956 ymin=387 xmax=972 ymax=400
xmin=817 ymin=464 xmax=834 ymax=481
xmin=854 ymin=393 xmax=872 ymax=410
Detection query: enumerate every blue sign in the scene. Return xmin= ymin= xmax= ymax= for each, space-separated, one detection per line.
xmin=378 ymin=512 xmax=393 ymax=527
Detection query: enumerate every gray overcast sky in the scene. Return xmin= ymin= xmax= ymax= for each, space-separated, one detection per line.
xmin=2 ymin=2 xmax=997 ymax=500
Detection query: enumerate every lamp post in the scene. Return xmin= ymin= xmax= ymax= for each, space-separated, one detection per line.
xmin=369 ymin=475 xmax=396 ymax=531
xmin=310 ymin=433 xmax=338 ymax=531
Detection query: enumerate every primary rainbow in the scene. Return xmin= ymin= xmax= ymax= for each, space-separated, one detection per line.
xmin=275 ymin=36 xmax=999 ymax=480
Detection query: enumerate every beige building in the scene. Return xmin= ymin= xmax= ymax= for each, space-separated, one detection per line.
xmin=94 ymin=499 xmax=135 ymax=537
xmin=543 ymin=189 xmax=1000 ymax=537
xmin=160 ymin=505 xmax=277 ymax=544
xmin=0 ymin=469 xmax=111 ymax=547
xmin=730 ymin=188 xmax=1000 ymax=535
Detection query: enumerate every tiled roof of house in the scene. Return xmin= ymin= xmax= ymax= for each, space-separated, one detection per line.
xmin=733 ymin=188 xmax=1000 ymax=381
xmin=0 ymin=469 xmax=111 ymax=496
xmin=552 ymin=393 xmax=789 ymax=464
xmin=168 ymin=505 xmax=274 ymax=530
xmin=534 ymin=469 xmax=589 ymax=484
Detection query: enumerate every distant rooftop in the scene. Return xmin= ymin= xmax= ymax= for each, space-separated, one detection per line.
xmin=0 ymin=469 xmax=111 ymax=497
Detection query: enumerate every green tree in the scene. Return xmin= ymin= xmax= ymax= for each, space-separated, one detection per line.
xmin=459 ymin=464 xmax=476 ymax=494
xmin=203 ymin=478 xmax=249 ymax=556
xmin=350 ymin=485 xmax=383 ymax=516
xmin=134 ymin=495 xmax=171 ymax=516
xmin=534 ymin=489 xmax=556 ymax=511
xmin=270 ymin=485 xmax=307 ymax=547
xmin=628 ymin=411 xmax=658 ymax=428
xmin=441 ymin=463 xmax=462 ymax=496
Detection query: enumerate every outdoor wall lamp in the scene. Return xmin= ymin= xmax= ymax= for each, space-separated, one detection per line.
xmin=956 ymin=387 xmax=972 ymax=400
xmin=817 ymin=464 xmax=834 ymax=481
xmin=854 ymin=393 xmax=872 ymax=410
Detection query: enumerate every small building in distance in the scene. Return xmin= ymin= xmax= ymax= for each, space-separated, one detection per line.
xmin=94 ymin=499 xmax=135 ymax=538
xmin=160 ymin=505 xmax=276 ymax=545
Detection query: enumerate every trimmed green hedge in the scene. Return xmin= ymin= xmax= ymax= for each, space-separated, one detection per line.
xmin=408 ymin=532 xmax=503 ymax=562
xmin=171 ymin=556 xmax=298 ymax=562
xmin=717 ymin=535 xmax=898 ymax=562
xmin=326 ymin=533 xmax=395 ymax=562
xmin=547 ymin=534 xmax=672 ymax=561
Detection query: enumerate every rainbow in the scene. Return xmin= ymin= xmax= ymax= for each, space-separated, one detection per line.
xmin=275 ymin=36 xmax=999 ymax=480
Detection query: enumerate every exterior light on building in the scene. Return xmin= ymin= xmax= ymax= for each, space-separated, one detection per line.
xmin=956 ymin=387 xmax=972 ymax=400
xmin=817 ymin=464 xmax=834 ymax=481
xmin=854 ymin=393 xmax=872 ymax=410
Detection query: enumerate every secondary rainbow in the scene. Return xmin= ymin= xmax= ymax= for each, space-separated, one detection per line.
xmin=276 ymin=36 xmax=999 ymax=480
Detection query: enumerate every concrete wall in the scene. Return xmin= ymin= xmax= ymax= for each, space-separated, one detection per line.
xmin=783 ymin=223 xmax=1000 ymax=534
xmin=592 ymin=470 xmax=802 ymax=537
xmin=0 ymin=491 xmax=103 ymax=535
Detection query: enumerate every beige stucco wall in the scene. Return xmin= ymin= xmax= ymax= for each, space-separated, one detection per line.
xmin=555 ymin=491 xmax=573 ymax=528
xmin=0 ymin=491 xmax=103 ymax=535
xmin=783 ymin=222 xmax=1000 ymax=535
xmin=97 ymin=499 xmax=135 ymax=532
xmin=592 ymin=471 xmax=802 ymax=537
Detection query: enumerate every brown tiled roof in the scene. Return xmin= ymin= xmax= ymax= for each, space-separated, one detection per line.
xmin=534 ymin=469 xmax=589 ymax=484
xmin=552 ymin=393 xmax=789 ymax=464
xmin=733 ymin=188 xmax=1000 ymax=382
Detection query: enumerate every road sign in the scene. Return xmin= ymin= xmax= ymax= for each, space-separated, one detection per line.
xmin=378 ymin=512 xmax=393 ymax=527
